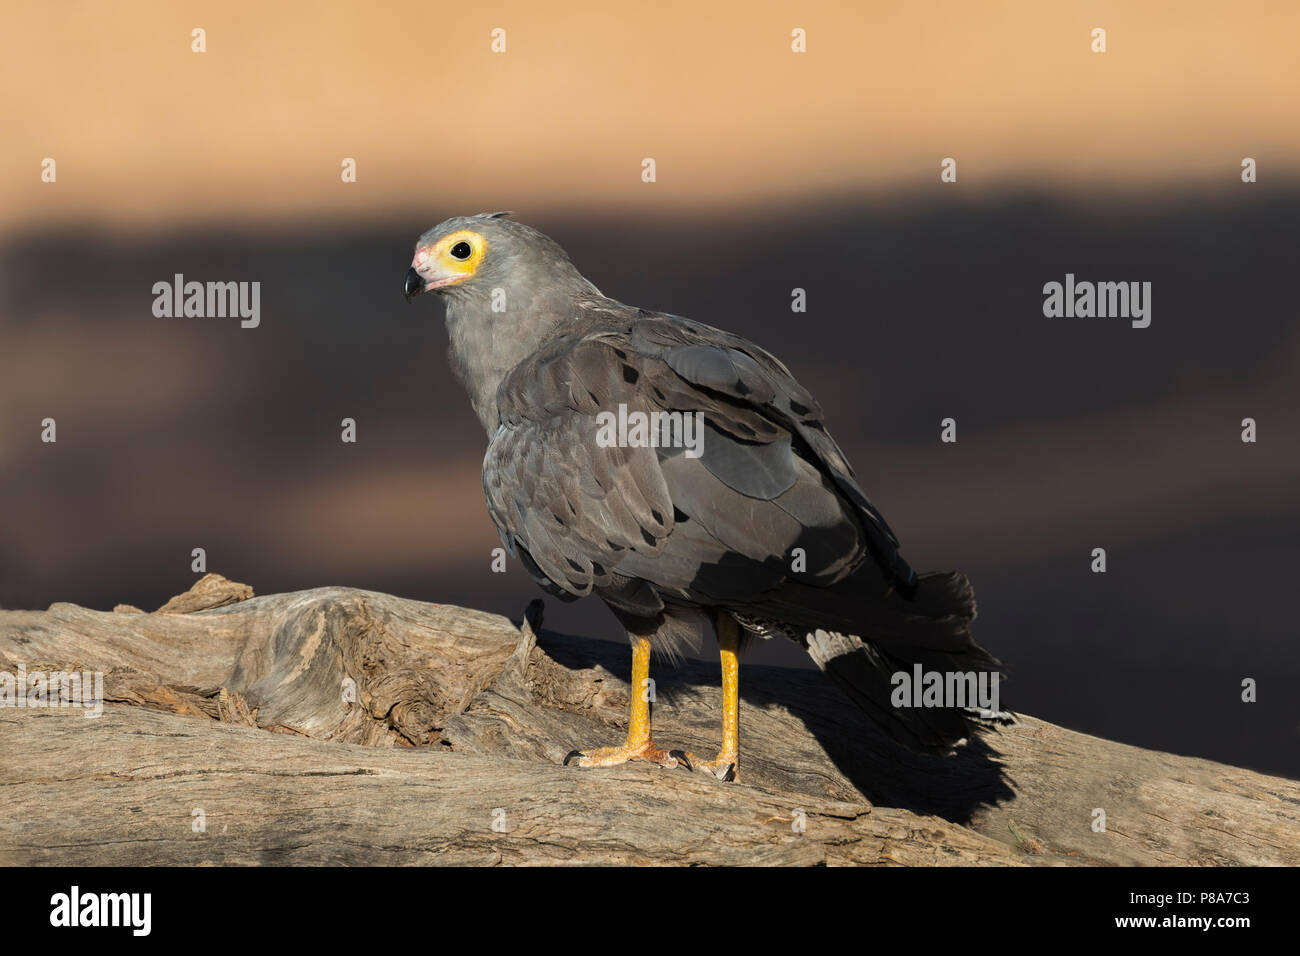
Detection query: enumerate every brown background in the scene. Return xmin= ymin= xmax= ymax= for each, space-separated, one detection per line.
xmin=2 ymin=1 xmax=1297 ymax=777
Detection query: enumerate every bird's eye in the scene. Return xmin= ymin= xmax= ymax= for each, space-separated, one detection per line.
xmin=449 ymin=241 xmax=473 ymax=260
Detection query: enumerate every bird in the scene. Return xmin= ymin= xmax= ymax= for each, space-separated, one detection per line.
xmin=404 ymin=212 xmax=1005 ymax=782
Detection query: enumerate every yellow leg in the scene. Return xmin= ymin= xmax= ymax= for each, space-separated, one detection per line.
xmin=563 ymin=636 xmax=683 ymax=769
xmin=685 ymin=615 xmax=741 ymax=781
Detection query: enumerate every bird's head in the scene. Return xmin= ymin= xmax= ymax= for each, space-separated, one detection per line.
xmin=404 ymin=212 xmax=592 ymax=303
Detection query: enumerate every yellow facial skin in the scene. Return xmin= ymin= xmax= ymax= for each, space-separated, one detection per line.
xmin=413 ymin=229 xmax=489 ymax=291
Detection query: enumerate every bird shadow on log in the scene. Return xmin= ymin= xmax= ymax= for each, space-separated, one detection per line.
xmin=531 ymin=625 xmax=1015 ymax=825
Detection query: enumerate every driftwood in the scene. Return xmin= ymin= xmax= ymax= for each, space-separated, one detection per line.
xmin=1 ymin=574 xmax=1296 ymax=866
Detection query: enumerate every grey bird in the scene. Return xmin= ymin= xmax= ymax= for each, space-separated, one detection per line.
xmin=405 ymin=212 xmax=1004 ymax=781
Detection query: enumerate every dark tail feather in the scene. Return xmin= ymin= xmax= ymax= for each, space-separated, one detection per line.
xmin=801 ymin=570 xmax=1012 ymax=753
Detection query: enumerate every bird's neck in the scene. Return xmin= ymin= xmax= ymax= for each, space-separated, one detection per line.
xmin=443 ymin=290 xmax=564 ymax=434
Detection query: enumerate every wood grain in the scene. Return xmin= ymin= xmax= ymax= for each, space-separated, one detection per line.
xmin=1 ymin=575 xmax=1295 ymax=866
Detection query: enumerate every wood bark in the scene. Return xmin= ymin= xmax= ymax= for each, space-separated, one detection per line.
xmin=1 ymin=574 xmax=1296 ymax=866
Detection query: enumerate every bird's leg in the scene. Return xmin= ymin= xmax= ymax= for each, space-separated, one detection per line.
xmin=563 ymin=635 xmax=683 ymax=770
xmin=684 ymin=614 xmax=742 ymax=782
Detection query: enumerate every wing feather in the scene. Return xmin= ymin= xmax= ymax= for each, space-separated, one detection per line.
xmin=485 ymin=312 xmax=910 ymax=616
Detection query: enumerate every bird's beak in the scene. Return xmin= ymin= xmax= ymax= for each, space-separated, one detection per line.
xmin=404 ymin=267 xmax=425 ymax=302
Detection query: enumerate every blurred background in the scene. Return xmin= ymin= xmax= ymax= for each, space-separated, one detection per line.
xmin=2 ymin=1 xmax=1298 ymax=777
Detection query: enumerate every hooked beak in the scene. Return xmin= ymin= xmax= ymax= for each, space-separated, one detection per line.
xmin=404 ymin=267 xmax=425 ymax=302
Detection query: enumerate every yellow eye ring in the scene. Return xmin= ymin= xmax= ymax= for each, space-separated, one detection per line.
xmin=436 ymin=230 xmax=488 ymax=278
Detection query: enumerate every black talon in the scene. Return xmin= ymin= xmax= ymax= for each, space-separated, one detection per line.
xmin=669 ymin=749 xmax=693 ymax=771
xmin=721 ymin=763 xmax=736 ymax=782
xmin=563 ymin=749 xmax=583 ymax=766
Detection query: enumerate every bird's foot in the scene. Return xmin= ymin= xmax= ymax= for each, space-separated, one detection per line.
xmin=680 ymin=751 xmax=739 ymax=783
xmin=563 ymin=739 xmax=686 ymax=770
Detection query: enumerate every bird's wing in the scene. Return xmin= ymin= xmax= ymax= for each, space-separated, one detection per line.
xmin=626 ymin=313 xmax=914 ymax=590
xmin=482 ymin=323 xmax=674 ymax=604
xmin=484 ymin=311 xmax=913 ymax=622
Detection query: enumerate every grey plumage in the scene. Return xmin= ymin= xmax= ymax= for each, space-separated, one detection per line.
xmin=407 ymin=213 xmax=1005 ymax=753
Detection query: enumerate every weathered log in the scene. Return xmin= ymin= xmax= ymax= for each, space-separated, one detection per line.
xmin=1 ymin=575 xmax=1296 ymax=865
